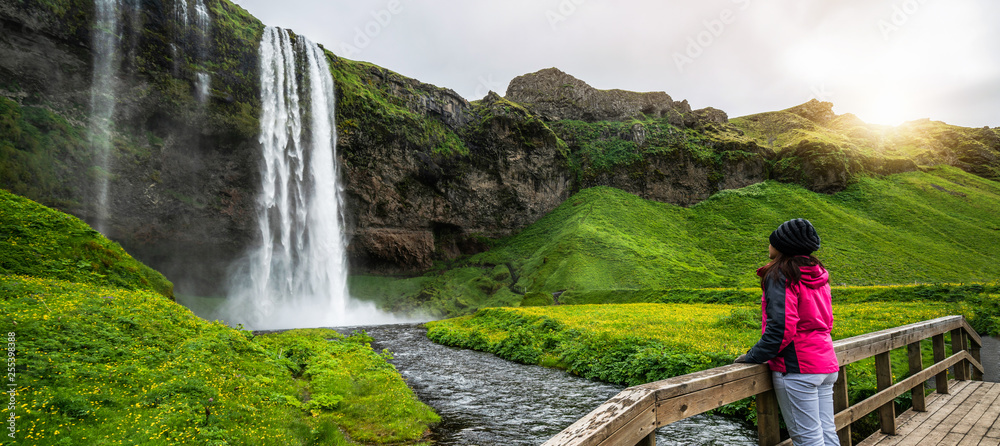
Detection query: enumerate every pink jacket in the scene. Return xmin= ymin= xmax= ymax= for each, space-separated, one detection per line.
xmin=744 ymin=264 xmax=840 ymax=374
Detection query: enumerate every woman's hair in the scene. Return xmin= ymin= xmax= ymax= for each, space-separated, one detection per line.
xmin=761 ymin=251 xmax=824 ymax=286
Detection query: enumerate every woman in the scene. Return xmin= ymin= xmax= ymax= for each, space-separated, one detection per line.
xmin=735 ymin=218 xmax=840 ymax=446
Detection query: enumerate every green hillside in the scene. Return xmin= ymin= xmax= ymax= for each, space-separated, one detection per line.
xmin=0 ymin=189 xmax=173 ymax=298
xmin=351 ymin=166 xmax=1000 ymax=316
xmin=0 ymin=192 xmax=437 ymax=446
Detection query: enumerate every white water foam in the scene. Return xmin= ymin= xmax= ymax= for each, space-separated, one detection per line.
xmin=222 ymin=27 xmax=414 ymax=330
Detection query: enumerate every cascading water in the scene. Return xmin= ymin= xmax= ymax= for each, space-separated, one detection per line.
xmin=195 ymin=72 xmax=211 ymax=103
xmin=174 ymin=0 xmax=211 ymax=104
xmin=222 ymin=27 xmax=406 ymax=330
xmin=88 ymin=0 xmax=121 ymax=234
xmin=174 ymin=0 xmax=188 ymax=29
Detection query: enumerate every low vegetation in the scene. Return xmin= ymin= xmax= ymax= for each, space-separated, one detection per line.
xmin=1 ymin=193 xmax=438 ymax=446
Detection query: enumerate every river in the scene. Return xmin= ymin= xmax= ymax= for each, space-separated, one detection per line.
xmin=349 ymin=324 xmax=758 ymax=446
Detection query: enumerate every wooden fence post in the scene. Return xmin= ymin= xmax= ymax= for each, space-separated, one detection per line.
xmin=834 ymin=366 xmax=852 ymax=446
xmin=971 ymin=335 xmax=983 ymax=381
xmin=756 ymin=389 xmax=781 ymax=446
xmin=875 ymin=352 xmax=896 ymax=435
xmin=951 ymin=328 xmax=968 ymax=381
xmin=932 ymin=334 xmax=949 ymax=394
xmin=633 ymin=432 xmax=655 ymax=446
xmin=907 ymin=341 xmax=926 ymax=412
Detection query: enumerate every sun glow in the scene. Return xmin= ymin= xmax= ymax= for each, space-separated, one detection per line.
xmin=855 ymin=90 xmax=910 ymax=127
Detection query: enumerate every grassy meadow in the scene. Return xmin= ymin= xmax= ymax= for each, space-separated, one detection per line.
xmin=352 ymin=165 xmax=1000 ymax=317
xmin=0 ymin=191 xmax=438 ymax=445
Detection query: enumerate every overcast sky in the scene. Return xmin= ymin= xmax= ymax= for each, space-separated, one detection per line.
xmin=230 ymin=0 xmax=1000 ymax=128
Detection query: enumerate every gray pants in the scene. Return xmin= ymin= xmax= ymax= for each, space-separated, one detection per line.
xmin=772 ymin=371 xmax=840 ymax=446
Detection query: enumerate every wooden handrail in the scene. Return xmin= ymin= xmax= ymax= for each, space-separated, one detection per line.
xmin=542 ymin=315 xmax=984 ymax=446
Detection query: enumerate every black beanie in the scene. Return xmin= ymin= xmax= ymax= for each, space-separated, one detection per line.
xmin=769 ymin=218 xmax=821 ymax=256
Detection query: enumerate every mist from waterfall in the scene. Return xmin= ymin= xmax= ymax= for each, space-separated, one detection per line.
xmin=88 ymin=0 xmax=121 ymax=234
xmin=222 ymin=27 xmax=410 ymax=330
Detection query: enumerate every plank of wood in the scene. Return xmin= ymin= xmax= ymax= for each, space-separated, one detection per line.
xmin=835 ymin=366 xmax=852 ymax=445
xmin=977 ymin=438 xmax=1000 ymax=446
xmin=634 ymin=363 xmax=770 ymax=402
xmin=953 ymin=328 xmax=969 ymax=381
xmin=876 ymin=351 xmax=896 ymax=435
xmin=757 ymin=389 xmax=781 ymax=446
xmin=655 ymin=370 xmax=772 ymax=425
xmin=908 ymin=341 xmax=927 ymax=412
xmin=835 ymin=316 xmax=965 ymax=366
xmin=596 ymin=400 xmax=656 ymax=446
xmin=942 ymin=432 xmax=969 ymax=445
xmin=956 ymin=383 xmax=1000 ymax=446
xmin=912 ymin=382 xmax=988 ymax=445
xmin=934 ymin=333 xmax=949 ymax=394
xmin=962 ymin=319 xmax=984 ymax=348
xmin=835 ymin=351 xmax=971 ymax=429
xmin=861 ymin=380 xmax=977 ymax=446
xmin=950 ymin=381 xmax=1000 ymax=435
xmin=858 ymin=383 xmax=976 ymax=446
xmin=541 ymin=388 xmax=654 ymax=446
xmin=632 ymin=432 xmax=655 ymax=446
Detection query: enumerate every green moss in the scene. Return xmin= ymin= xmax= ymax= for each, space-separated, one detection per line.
xmin=0 ymin=189 xmax=173 ymax=298
xmin=328 ymin=54 xmax=468 ymax=157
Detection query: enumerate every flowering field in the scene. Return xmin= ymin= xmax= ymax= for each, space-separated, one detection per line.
xmin=428 ymin=302 xmax=966 ymax=386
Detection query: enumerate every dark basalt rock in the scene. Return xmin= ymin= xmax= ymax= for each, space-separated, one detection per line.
xmin=505 ymin=67 xmax=692 ymax=122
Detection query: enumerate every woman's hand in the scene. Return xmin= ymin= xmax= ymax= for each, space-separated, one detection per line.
xmin=734 ymin=354 xmax=752 ymax=364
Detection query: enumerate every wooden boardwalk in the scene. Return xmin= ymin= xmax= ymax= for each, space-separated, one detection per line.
xmin=860 ymin=380 xmax=1000 ymax=446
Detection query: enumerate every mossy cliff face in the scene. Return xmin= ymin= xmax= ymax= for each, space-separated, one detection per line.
xmin=0 ymin=0 xmax=264 ymax=295
xmin=332 ymin=64 xmax=573 ymax=270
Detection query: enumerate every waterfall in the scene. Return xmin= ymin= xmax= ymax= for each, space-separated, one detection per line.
xmin=88 ymin=0 xmax=121 ymax=234
xmin=174 ymin=0 xmax=188 ymax=29
xmin=191 ymin=0 xmax=210 ymax=61
xmin=195 ymin=72 xmax=211 ymax=103
xmin=222 ymin=27 xmax=400 ymax=330
xmin=174 ymin=0 xmax=211 ymax=104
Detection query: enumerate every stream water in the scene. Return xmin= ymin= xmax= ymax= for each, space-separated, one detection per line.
xmin=351 ymin=324 xmax=758 ymax=446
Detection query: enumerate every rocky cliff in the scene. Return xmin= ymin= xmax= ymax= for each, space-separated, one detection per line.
xmin=1 ymin=0 xmax=998 ymax=296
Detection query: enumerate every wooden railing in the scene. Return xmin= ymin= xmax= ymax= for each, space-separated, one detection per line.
xmin=541 ymin=315 xmax=984 ymax=446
